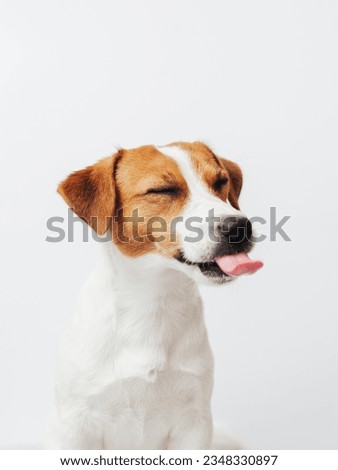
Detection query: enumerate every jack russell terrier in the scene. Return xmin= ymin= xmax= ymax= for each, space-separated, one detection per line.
xmin=46 ymin=141 xmax=263 ymax=449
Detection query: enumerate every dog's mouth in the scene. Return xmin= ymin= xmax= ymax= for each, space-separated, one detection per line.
xmin=175 ymin=251 xmax=263 ymax=279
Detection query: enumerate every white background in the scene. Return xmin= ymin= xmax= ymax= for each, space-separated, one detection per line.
xmin=0 ymin=0 xmax=337 ymax=449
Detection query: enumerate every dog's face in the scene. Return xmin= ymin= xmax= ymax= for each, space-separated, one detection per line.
xmin=58 ymin=141 xmax=262 ymax=284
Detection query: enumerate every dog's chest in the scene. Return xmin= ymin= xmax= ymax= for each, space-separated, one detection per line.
xmin=91 ymin=367 xmax=211 ymax=449
xmin=83 ymin=293 xmax=213 ymax=443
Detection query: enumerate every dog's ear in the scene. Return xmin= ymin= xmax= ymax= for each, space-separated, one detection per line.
xmin=219 ymin=158 xmax=243 ymax=210
xmin=57 ymin=153 xmax=120 ymax=235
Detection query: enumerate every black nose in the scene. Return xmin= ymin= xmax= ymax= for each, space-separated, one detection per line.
xmin=218 ymin=216 xmax=252 ymax=245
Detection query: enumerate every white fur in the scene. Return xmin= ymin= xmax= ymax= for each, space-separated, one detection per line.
xmin=45 ymin=146 xmax=244 ymax=449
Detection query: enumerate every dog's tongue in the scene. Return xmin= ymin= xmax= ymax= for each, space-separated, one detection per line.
xmin=215 ymin=253 xmax=263 ymax=276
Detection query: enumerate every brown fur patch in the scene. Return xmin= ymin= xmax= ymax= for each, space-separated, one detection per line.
xmin=218 ymin=157 xmax=243 ymax=209
xmin=173 ymin=141 xmax=243 ymax=209
xmin=57 ymin=152 xmax=121 ymax=235
xmin=112 ymin=145 xmax=189 ymax=258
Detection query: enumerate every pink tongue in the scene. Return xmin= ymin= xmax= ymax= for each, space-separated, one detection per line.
xmin=215 ymin=252 xmax=263 ymax=277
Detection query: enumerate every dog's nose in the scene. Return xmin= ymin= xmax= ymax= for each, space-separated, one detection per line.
xmin=218 ymin=216 xmax=252 ymax=245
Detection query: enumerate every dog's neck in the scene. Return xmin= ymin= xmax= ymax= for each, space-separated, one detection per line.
xmin=102 ymin=241 xmax=198 ymax=307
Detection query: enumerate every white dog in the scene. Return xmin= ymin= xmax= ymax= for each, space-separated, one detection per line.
xmin=46 ymin=141 xmax=263 ymax=449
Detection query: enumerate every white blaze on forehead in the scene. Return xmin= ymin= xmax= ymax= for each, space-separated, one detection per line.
xmin=157 ymin=145 xmax=215 ymax=201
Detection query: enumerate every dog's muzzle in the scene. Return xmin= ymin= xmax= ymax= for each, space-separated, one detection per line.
xmin=175 ymin=216 xmax=263 ymax=280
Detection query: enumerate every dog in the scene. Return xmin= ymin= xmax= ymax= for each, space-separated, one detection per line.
xmin=46 ymin=141 xmax=263 ymax=449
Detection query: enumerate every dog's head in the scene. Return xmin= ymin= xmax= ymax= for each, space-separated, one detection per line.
xmin=58 ymin=141 xmax=263 ymax=284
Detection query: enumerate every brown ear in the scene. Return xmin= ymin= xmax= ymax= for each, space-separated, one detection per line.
xmin=219 ymin=158 xmax=243 ymax=210
xmin=57 ymin=153 xmax=120 ymax=235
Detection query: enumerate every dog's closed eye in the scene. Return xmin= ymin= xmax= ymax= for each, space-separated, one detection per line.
xmin=146 ymin=186 xmax=180 ymax=196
